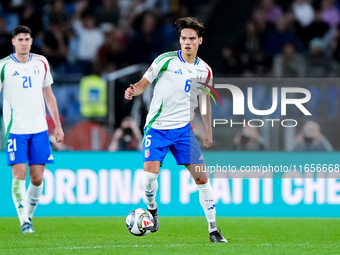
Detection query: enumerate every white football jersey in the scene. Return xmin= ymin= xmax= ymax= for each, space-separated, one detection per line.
xmin=0 ymin=53 xmax=53 ymax=134
xmin=143 ymin=50 xmax=212 ymax=130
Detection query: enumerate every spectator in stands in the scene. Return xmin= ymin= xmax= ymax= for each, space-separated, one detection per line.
xmin=232 ymin=126 xmax=266 ymax=151
xmin=71 ymin=1 xmax=104 ymax=74
xmin=252 ymin=8 xmax=269 ymax=39
xmin=254 ymin=0 xmax=283 ymax=23
xmin=19 ymin=1 xmax=43 ymax=39
xmin=95 ymin=0 xmax=120 ymax=27
xmin=239 ymin=20 xmax=262 ymax=61
xmin=306 ymin=37 xmax=331 ymax=77
xmin=320 ymin=0 xmax=340 ymax=29
xmin=127 ymin=10 xmax=165 ymax=64
xmin=0 ymin=17 xmax=13 ymax=59
xmin=295 ymin=11 xmax=330 ymax=50
xmin=248 ymin=49 xmax=272 ymax=77
xmin=108 ymin=116 xmax=142 ymax=151
xmin=41 ymin=19 xmax=69 ymax=75
xmin=221 ymin=45 xmax=242 ymax=76
xmin=119 ymin=0 xmax=158 ymax=27
xmin=273 ymin=42 xmax=306 ymax=77
xmin=291 ymin=0 xmax=314 ymax=28
xmin=262 ymin=14 xmax=301 ymax=59
xmin=294 ymin=121 xmax=333 ymax=151
xmin=49 ymin=0 xmax=69 ymax=27
xmin=97 ymin=26 xmax=129 ymax=74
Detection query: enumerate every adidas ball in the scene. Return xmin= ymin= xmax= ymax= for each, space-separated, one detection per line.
xmin=126 ymin=208 xmax=154 ymax=236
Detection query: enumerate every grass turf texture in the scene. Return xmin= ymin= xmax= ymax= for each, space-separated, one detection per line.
xmin=0 ymin=217 xmax=339 ymax=254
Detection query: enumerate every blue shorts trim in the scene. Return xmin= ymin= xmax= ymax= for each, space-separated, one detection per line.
xmin=6 ymin=131 xmax=54 ymax=165
xmin=142 ymin=123 xmax=204 ymax=166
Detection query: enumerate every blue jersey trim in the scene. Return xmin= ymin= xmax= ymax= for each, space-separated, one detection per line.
xmin=177 ymin=50 xmax=185 ymax=63
xmin=177 ymin=50 xmax=199 ymax=65
xmin=10 ymin=54 xmax=20 ymax=63
xmin=10 ymin=53 xmax=33 ymax=63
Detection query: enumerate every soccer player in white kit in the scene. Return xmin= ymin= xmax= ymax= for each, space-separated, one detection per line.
xmin=0 ymin=26 xmax=64 ymax=233
xmin=125 ymin=17 xmax=227 ymax=243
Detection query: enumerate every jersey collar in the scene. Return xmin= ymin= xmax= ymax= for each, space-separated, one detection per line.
xmin=10 ymin=53 xmax=33 ymax=63
xmin=177 ymin=50 xmax=200 ymax=65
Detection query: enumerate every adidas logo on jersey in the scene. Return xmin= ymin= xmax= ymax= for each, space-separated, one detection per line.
xmin=12 ymin=71 xmax=19 ymax=76
xmin=48 ymin=154 xmax=54 ymax=160
xmin=175 ymin=69 xmax=183 ymax=75
xmin=199 ymin=154 xmax=204 ymax=160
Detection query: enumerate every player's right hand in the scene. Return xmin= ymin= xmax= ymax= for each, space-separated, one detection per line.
xmin=125 ymin=84 xmax=135 ymax=100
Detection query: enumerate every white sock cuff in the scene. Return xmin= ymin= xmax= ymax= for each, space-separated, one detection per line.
xmin=13 ymin=179 xmax=26 ymax=186
xmin=144 ymin=172 xmax=158 ymax=181
xmin=27 ymin=181 xmax=44 ymax=199
xmin=197 ymin=180 xmax=211 ymax=190
xmin=142 ymin=172 xmax=159 ymax=191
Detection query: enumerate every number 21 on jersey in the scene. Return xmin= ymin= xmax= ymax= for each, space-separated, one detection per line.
xmin=22 ymin=76 xmax=32 ymax=88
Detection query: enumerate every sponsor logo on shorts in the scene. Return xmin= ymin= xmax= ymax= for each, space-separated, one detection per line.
xmin=10 ymin=152 xmax=15 ymax=161
xmin=145 ymin=149 xmax=150 ymax=158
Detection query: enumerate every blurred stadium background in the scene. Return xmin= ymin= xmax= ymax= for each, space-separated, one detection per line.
xmin=1 ymin=0 xmax=340 ymax=151
xmin=0 ymin=0 xmax=339 ymax=251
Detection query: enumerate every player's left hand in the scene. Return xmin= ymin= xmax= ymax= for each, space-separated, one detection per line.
xmin=203 ymin=129 xmax=213 ymax=148
xmin=54 ymin=126 xmax=64 ymax=143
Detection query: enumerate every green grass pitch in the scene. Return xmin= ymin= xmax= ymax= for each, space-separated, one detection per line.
xmin=0 ymin=217 xmax=339 ymax=254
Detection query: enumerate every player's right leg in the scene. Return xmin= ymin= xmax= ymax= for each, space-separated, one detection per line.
xmin=12 ymin=164 xmax=33 ymax=233
xmin=142 ymin=127 xmax=172 ymax=233
xmin=143 ymin=161 xmax=160 ymax=232
xmin=6 ymin=133 xmax=33 ymax=233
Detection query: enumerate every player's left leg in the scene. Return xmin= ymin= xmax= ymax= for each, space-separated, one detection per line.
xmin=27 ymin=164 xmax=45 ymax=223
xmin=26 ymin=131 xmax=54 ymax=229
xmin=170 ymin=124 xmax=227 ymax=242
xmin=186 ymin=164 xmax=227 ymax=243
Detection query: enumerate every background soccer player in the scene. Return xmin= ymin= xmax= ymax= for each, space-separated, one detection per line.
xmin=0 ymin=25 xmax=64 ymax=233
xmin=125 ymin=17 xmax=227 ymax=243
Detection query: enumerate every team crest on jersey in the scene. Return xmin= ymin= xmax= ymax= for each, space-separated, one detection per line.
xmin=10 ymin=152 xmax=15 ymax=161
xmin=33 ymin=66 xmax=39 ymax=75
xmin=148 ymin=66 xmax=153 ymax=73
xmin=145 ymin=149 xmax=150 ymax=158
xmin=197 ymin=70 xmax=203 ymax=81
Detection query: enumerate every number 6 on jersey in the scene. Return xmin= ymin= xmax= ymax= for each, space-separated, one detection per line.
xmin=184 ymin=79 xmax=191 ymax=92
xmin=145 ymin=135 xmax=152 ymax=147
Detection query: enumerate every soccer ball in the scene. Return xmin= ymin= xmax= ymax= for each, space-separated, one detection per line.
xmin=126 ymin=208 xmax=154 ymax=236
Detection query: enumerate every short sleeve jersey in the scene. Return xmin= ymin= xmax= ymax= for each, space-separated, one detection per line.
xmin=0 ymin=53 xmax=53 ymax=135
xmin=143 ymin=50 xmax=213 ymax=130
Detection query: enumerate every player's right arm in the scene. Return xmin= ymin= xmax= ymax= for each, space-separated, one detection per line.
xmin=125 ymin=77 xmax=150 ymax=100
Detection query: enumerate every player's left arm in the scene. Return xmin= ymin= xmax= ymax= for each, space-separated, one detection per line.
xmin=199 ymin=93 xmax=213 ymax=148
xmin=43 ymin=85 xmax=64 ymax=143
